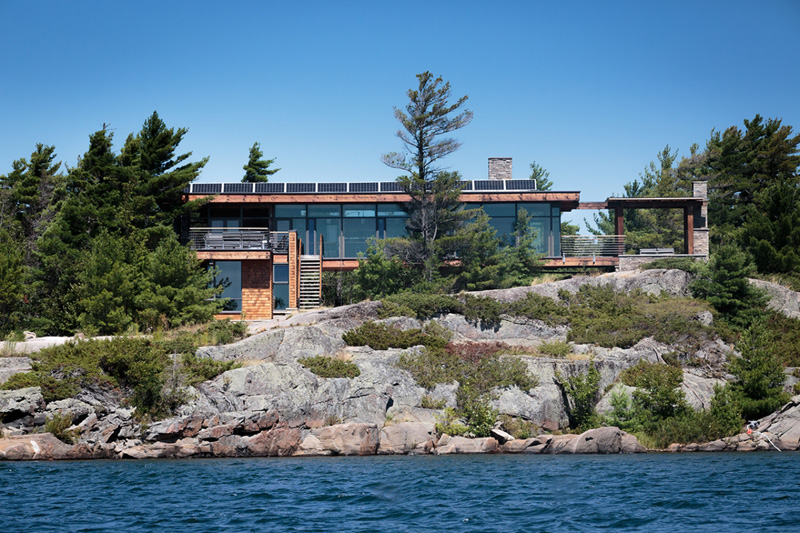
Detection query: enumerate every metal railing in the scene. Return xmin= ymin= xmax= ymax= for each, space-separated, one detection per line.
xmin=185 ymin=179 xmax=539 ymax=195
xmin=188 ymin=228 xmax=291 ymax=253
xmin=560 ymin=235 xmax=625 ymax=257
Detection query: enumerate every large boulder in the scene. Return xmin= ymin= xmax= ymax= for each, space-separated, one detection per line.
xmin=0 ymin=357 xmax=32 ymax=385
xmin=434 ymin=435 xmax=498 ymax=454
xmin=295 ymin=423 xmax=379 ymax=456
xmin=0 ymin=433 xmax=76 ymax=460
xmin=0 ymin=387 xmax=44 ymax=423
xmin=378 ymin=422 xmax=436 ymax=454
xmin=750 ymin=279 xmax=800 ymax=319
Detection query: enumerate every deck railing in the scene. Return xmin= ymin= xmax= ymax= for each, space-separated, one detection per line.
xmin=185 ymin=179 xmax=539 ymax=195
xmin=188 ymin=228 xmax=290 ymax=253
xmin=560 ymin=235 xmax=625 ymax=257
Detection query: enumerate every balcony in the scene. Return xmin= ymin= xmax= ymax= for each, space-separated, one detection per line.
xmin=188 ymin=228 xmax=291 ymax=253
xmin=560 ymin=235 xmax=625 ymax=257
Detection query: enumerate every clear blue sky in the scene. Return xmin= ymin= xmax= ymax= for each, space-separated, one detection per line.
xmin=2 ymin=1 xmax=798 ymax=230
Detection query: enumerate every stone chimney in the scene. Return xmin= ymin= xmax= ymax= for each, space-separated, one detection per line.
xmin=692 ymin=181 xmax=709 ymax=258
xmin=488 ymin=157 xmax=512 ymax=180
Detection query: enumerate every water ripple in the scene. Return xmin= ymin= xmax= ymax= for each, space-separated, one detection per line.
xmin=1 ymin=454 xmax=799 ymax=531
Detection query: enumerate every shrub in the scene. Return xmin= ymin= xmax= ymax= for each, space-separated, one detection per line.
xmin=45 ymin=411 xmax=80 ymax=444
xmin=456 ymin=385 xmax=497 ymax=437
xmin=420 ymin=395 xmax=446 ymax=409
xmin=181 ymin=354 xmax=240 ymax=386
xmin=206 ymin=319 xmax=248 ymax=345
xmin=435 ymin=407 xmax=469 ymax=436
xmin=556 ymin=362 xmax=601 ymax=431
xmin=499 ymin=414 xmax=538 ymax=439
xmin=506 ymin=292 xmax=569 ymax=325
xmin=299 ymin=356 xmax=361 ymax=378
xmin=760 ymin=311 xmax=800 ymax=367
xmin=538 ymin=340 xmax=572 ymax=358
xmin=380 ymin=293 xmax=464 ymax=320
xmin=342 ymin=322 xmax=447 ymax=350
xmin=620 ymin=360 xmax=687 ymax=421
xmin=639 ymin=257 xmax=703 ymax=274
xmin=562 ymin=285 xmax=717 ymax=350
xmin=461 ymin=294 xmax=504 ymax=325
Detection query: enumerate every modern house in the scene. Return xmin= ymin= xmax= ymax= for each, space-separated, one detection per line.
xmin=184 ymin=158 xmax=708 ymax=320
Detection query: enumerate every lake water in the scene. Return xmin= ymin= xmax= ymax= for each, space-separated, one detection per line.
xmin=1 ymin=453 xmax=798 ymax=532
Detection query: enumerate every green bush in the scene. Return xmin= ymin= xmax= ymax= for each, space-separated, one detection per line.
xmin=299 ymin=356 xmax=361 ymax=378
xmin=505 ymin=292 xmax=569 ymax=325
xmin=760 ymin=312 xmax=800 ymax=367
xmin=639 ymin=257 xmax=703 ymax=274
xmin=380 ymin=293 xmax=464 ymax=320
xmin=461 ymin=294 xmax=504 ymax=325
xmin=620 ymin=360 xmax=687 ymax=420
xmin=45 ymin=411 xmax=80 ymax=444
xmin=456 ymin=385 xmax=497 ymax=437
xmin=420 ymin=395 xmax=446 ymax=409
xmin=556 ymin=362 xmax=601 ymax=431
xmin=538 ymin=340 xmax=572 ymax=358
xmin=206 ymin=319 xmax=248 ymax=345
xmin=499 ymin=414 xmax=538 ymax=439
xmin=563 ymin=285 xmax=717 ymax=350
xmin=435 ymin=407 xmax=469 ymax=436
xmin=398 ymin=341 xmax=536 ymax=436
xmin=342 ymin=321 xmax=448 ymax=350
xmin=181 ymin=354 xmax=240 ymax=386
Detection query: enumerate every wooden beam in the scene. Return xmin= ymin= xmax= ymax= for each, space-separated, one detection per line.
xmin=615 ymin=207 xmax=624 ymax=236
xmin=577 ymin=202 xmax=608 ymax=209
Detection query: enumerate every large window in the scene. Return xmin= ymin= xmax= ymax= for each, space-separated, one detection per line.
xmin=273 ymin=264 xmax=289 ymax=311
xmin=211 ymin=261 xmax=242 ymax=312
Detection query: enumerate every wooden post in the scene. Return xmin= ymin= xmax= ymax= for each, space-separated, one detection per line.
xmin=684 ymin=207 xmax=694 ymax=255
xmin=288 ymin=232 xmax=298 ymax=310
xmin=615 ymin=207 xmax=624 ymax=237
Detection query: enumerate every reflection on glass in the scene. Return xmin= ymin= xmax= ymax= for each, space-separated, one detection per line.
xmin=215 ymin=261 xmax=242 ymax=311
xmin=344 ymin=218 xmax=376 ymax=257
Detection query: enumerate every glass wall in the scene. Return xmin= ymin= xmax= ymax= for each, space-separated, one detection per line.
xmin=211 ymin=261 xmax=242 ymax=312
xmin=201 ymin=201 xmax=561 ymax=258
xmin=274 ymin=202 xmax=408 ymax=258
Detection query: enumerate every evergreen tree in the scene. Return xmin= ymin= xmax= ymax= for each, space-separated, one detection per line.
xmin=703 ymin=115 xmax=800 ymax=244
xmin=382 ymin=71 xmax=472 ymax=182
xmin=740 ymin=181 xmax=800 ymax=276
xmin=690 ymin=244 xmax=767 ymax=328
xmin=242 ymin=142 xmax=279 ymax=183
xmin=728 ymin=325 xmax=790 ymax=420
xmin=130 ymin=111 xmax=209 ymax=231
xmin=529 ymin=161 xmax=553 ymax=191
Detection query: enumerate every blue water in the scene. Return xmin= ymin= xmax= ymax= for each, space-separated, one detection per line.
xmin=1 ymin=453 xmax=798 ymax=532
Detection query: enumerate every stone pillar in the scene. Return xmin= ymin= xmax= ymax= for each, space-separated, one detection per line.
xmin=488 ymin=157 xmax=512 ymax=180
xmin=692 ymin=181 xmax=709 ymax=258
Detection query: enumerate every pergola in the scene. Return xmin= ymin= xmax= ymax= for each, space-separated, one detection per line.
xmin=604 ymin=197 xmax=706 ymax=254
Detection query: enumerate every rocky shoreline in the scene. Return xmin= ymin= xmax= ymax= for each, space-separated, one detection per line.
xmin=2 ymin=269 xmax=799 ymax=461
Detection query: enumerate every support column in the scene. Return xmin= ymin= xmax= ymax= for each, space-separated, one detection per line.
xmin=615 ymin=207 xmax=624 ymax=236
xmin=684 ymin=207 xmax=694 ymax=255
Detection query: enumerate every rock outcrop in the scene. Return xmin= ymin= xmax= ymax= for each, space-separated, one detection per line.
xmin=2 ymin=269 xmax=796 ymax=460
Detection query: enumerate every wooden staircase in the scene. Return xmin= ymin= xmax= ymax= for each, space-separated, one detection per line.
xmin=299 ymin=255 xmax=321 ymax=309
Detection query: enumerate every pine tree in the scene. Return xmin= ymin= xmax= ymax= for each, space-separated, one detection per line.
xmin=382 ymin=71 xmax=472 ymax=182
xmin=242 ymin=142 xmax=279 ymax=183
xmin=529 ymin=161 xmax=553 ymax=191
xmin=728 ymin=325 xmax=790 ymax=420
xmin=741 ymin=181 xmax=800 ymax=276
xmin=690 ymin=244 xmax=767 ymax=328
